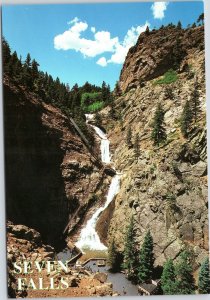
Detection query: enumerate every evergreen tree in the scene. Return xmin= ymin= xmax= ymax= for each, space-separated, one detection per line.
xmin=126 ymin=125 xmax=132 ymax=148
xmin=161 ymin=259 xmax=177 ymax=295
xmin=151 ymin=103 xmax=167 ymax=146
xmin=137 ymin=230 xmax=155 ymax=283
xmin=95 ymin=112 xmax=102 ymax=127
xmin=190 ymin=77 xmax=200 ymax=123
xmin=101 ymin=81 xmax=108 ymax=102
xmin=108 ymin=239 xmax=118 ymax=272
xmin=175 ymin=251 xmax=195 ymax=295
xmin=25 ymin=53 xmax=32 ymax=68
xmin=197 ymin=13 xmax=204 ymax=25
xmin=177 ymin=21 xmax=182 ymax=29
xmin=2 ymin=37 xmax=11 ymax=73
xmin=198 ymin=257 xmax=210 ymax=294
xmin=114 ymin=81 xmax=121 ymax=96
xmin=123 ymin=216 xmax=137 ymax=280
xmin=192 ymin=22 xmax=197 ymax=28
xmin=134 ymin=133 xmax=140 ymax=158
xmin=180 ymin=100 xmax=193 ymax=137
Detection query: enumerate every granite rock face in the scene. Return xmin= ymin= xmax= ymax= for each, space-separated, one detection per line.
xmin=4 ymin=78 xmax=105 ymax=247
xmin=98 ymin=25 xmax=208 ymax=268
xmin=119 ymin=26 xmax=205 ymax=93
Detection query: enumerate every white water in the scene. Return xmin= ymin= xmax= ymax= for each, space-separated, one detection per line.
xmin=75 ymin=174 xmax=120 ymax=251
xmin=75 ymin=114 xmax=120 ymax=251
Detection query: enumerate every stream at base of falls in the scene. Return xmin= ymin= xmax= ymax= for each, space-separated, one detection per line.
xmin=57 ymin=113 xmax=139 ymax=296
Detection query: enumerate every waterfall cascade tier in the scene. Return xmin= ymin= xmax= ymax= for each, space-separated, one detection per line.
xmin=75 ymin=114 xmax=121 ymax=251
xmin=75 ymin=175 xmax=120 ymax=251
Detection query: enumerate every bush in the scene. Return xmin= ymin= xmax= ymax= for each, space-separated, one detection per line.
xmin=87 ymin=101 xmax=104 ymax=112
xmin=155 ymin=69 xmax=178 ymax=85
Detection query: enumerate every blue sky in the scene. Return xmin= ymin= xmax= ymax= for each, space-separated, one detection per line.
xmin=2 ymin=1 xmax=204 ymax=89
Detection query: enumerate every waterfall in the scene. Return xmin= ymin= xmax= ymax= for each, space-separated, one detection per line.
xmin=75 ymin=175 xmax=120 ymax=251
xmin=75 ymin=114 xmax=120 ymax=251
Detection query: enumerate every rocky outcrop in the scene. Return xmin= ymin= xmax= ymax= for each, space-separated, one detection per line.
xmin=4 ymin=77 xmax=106 ymax=247
xmin=7 ymin=222 xmax=114 ymax=298
xmin=119 ymin=26 xmax=204 ymax=93
xmin=101 ymin=25 xmax=208 ymax=268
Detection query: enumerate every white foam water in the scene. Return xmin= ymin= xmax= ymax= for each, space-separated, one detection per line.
xmin=75 ymin=174 xmax=120 ymax=251
xmin=75 ymin=114 xmax=120 ymax=251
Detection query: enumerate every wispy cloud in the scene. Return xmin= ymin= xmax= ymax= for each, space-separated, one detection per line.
xmin=151 ymin=2 xmax=168 ymax=20
xmin=54 ymin=18 xmax=150 ymax=67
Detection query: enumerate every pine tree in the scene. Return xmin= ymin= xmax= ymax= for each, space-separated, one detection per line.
xmin=2 ymin=37 xmax=11 ymax=73
xmin=95 ymin=112 xmax=102 ymax=127
xmin=151 ymin=103 xmax=167 ymax=146
xmin=137 ymin=230 xmax=155 ymax=283
xmin=134 ymin=133 xmax=140 ymax=158
xmin=161 ymin=259 xmax=177 ymax=295
xmin=181 ymin=100 xmax=193 ymax=137
xmin=114 ymin=81 xmax=121 ymax=96
xmin=123 ymin=216 xmax=137 ymax=280
xmin=177 ymin=21 xmax=182 ymax=29
xmin=197 ymin=13 xmax=204 ymax=25
xmin=175 ymin=251 xmax=195 ymax=295
xmin=126 ymin=126 xmax=132 ymax=148
xmin=198 ymin=257 xmax=210 ymax=294
xmin=108 ymin=239 xmax=118 ymax=272
xmin=190 ymin=77 xmax=200 ymax=123
xmin=101 ymin=81 xmax=108 ymax=102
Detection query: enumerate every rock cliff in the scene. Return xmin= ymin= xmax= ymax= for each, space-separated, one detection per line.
xmin=99 ymin=25 xmax=208 ymax=268
xmin=4 ymin=77 xmax=107 ymax=248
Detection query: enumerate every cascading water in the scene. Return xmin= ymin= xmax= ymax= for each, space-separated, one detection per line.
xmin=75 ymin=114 xmax=120 ymax=251
xmin=76 ymin=175 xmax=120 ymax=251
xmin=91 ymin=125 xmax=111 ymax=164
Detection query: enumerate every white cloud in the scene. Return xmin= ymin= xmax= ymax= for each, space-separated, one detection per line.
xmin=54 ymin=18 xmax=118 ymax=57
xmin=107 ymin=22 xmax=150 ymax=65
xmin=68 ymin=17 xmax=80 ymax=25
xmin=96 ymin=57 xmax=108 ymax=67
xmin=54 ymin=18 xmax=150 ymax=66
xmin=91 ymin=27 xmax=96 ymax=33
xmin=151 ymin=2 xmax=168 ymax=20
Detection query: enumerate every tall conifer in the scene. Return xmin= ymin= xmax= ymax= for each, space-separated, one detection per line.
xmin=175 ymin=251 xmax=195 ymax=294
xmin=161 ymin=259 xmax=177 ymax=295
xmin=138 ymin=230 xmax=154 ymax=283
xmin=123 ymin=216 xmax=137 ymax=280
xmin=181 ymin=100 xmax=193 ymax=137
xmin=198 ymin=257 xmax=210 ymax=294
xmin=151 ymin=103 xmax=166 ymax=146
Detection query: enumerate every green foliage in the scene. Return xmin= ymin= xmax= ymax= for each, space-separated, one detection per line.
xmin=151 ymin=103 xmax=167 ymax=146
xmin=138 ymin=230 xmax=154 ymax=283
xmin=175 ymin=251 xmax=195 ymax=295
xmin=155 ymin=69 xmax=178 ymax=85
xmin=2 ymin=38 xmax=113 ymax=146
xmin=123 ymin=216 xmax=137 ymax=280
xmin=177 ymin=21 xmax=182 ymax=29
xmin=86 ymin=101 xmax=104 ymax=112
xmin=181 ymin=100 xmax=193 ymax=137
xmin=94 ymin=112 xmax=102 ymax=127
xmin=161 ymin=259 xmax=177 ymax=295
xmin=197 ymin=13 xmax=204 ymax=25
xmin=198 ymin=257 xmax=210 ymax=294
xmin=108 ymin=240 xmax=119 ymax=272
xmin=81 ymin=92 xmax=102 ymax=106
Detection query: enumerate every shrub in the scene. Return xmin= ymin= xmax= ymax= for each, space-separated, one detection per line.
xmin=86 ymin=101 xmax=104 ymax=112
xmin=155 ymin=69 xmax=178 ymax=85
